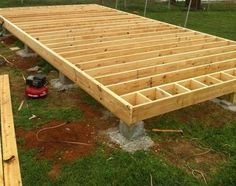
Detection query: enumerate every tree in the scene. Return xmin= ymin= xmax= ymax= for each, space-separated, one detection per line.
xmin=185 ymin=0 xmax=202 ymax=10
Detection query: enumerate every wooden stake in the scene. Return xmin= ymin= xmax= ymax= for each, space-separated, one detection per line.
xmin=184 ymin=0 xmax=193 ymax=27
xmin=144 ymin=0 xmax=148 ymax=17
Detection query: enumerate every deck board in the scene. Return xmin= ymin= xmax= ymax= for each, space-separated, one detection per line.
xmin=0 ymin=4 xmax=235 ymax=124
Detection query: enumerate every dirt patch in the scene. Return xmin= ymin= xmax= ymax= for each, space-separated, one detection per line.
xmin=47 ymin=87 xmax=104 ymax=119
xmin=17 ymin=115 xmax=117 ymax=179
xmin=17 ymin=121 xmax=97 ymax=161
xmin=170 ymin=101 xmax=236 ymax=127
xmin=152 ymin=139 xmax=225 ymax=181
xmin=0 ymin=35 xmax=17 ymax=45
xmin=8 ymin=54 xmax=37 ymax=70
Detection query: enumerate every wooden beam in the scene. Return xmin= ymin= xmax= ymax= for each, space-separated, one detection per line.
xmin=87 ymin=50 xmax=236 ymax=77
xmin=59 ymin=34 xmax=207 ymax=57
xmin=0 ymin=75 xmax=22 ymax=186
xmin=28 ymin=20 xmax=158 ymax=36
xmin=108 ymin=58 xmax=236 ymax=95
xmin=68 ymin=37 xmax=217 ymax=62
xmin=49 ymin=31 xmax=194 ymax=49
xmin=96 ymin=53 xmax=236 ymax=85
xmin=40 ymin=27 xmax=182 ymax=45
xmin=34 ymin=24 xmax=170 ymax=41
xmin=20 ymin=18 xmax=147 ymax=33
xmin=15 ymin=14 xmax=135 ymax=27
xmin=7 ymin=11 xmax=118 ymax=22
xmin=76 ymin=41 xmax=232 ymax=69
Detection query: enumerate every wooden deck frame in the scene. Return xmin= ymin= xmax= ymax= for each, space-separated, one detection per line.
xmin=0 ymin=4 xmax=235 ymax=125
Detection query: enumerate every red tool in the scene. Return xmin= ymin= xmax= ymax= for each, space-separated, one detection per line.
xmin=25 ymin=74 xmax=48 ymax=98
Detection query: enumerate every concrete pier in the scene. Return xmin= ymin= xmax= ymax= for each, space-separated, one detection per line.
xmin=16 ymin=45 xmax=37 ymax=58
xmin=119 ymin=120 xmax=145 ymax=140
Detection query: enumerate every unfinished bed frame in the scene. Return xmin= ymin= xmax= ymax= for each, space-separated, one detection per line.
xmin=0 ymin=75 xmax=22 ymax=186
xmin=0 ymin=4 xmax=235 ymax=125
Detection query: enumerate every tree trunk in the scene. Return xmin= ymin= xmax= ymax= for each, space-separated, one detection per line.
xmin=185 ymin=0 xmax=202 ymax=10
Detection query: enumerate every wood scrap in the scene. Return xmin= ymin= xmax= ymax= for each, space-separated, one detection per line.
xmin=17 ymin=100 xmax=24 ymax=111
xmin=150 ymin=174 xmax=153 ymax=186
xmin=28 ymin=114 xmax=37 ymax=120
xmin=152 ymin=129 xmax=183 ymax=134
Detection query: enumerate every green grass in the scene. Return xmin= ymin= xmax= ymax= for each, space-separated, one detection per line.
xmin=146 ymin=108 xmax=236 ymax=186
xmin=19 ymin=149 xmax=52 ymax=186
xmin=37 ymin=58 xmax=56 ymax=74
xmin=12 ymin=97 xmax=83 ymax=130
xmin=54 ymin=150 xmax=201 ymax=186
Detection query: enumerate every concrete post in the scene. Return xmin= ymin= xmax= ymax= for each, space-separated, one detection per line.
xmin=119 ymin=120 xmax=145 ymax=140
xmin=59 ymin=72 xmax=74 ymax=85
xmin=220 ymin=93 xmax=236 ymax=105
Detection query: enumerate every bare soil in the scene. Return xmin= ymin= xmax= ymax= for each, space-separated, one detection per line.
xmin=17 ymin=121 xmax=96 ymax=161
xmin=177 ymin=101 xmax=236 ymax=127
xmin=8 ymin=54 xmax=37 ymax=70
xmin=0 ymin=35 xmax=17 ymax=45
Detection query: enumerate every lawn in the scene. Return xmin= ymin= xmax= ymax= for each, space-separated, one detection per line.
xmin=0 ymin=1 xmax=235 ymax=186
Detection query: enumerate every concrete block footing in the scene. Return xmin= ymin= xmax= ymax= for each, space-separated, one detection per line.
xmin=211 ymin=98 xmax=236 ymax=112
xmin=50 ymin=72 xmax=75 ymax=91
xmin=16 ymin=45 xmax=37 ymax=58
xmin=119 ymin=120 xmax=145 ymax=140
xmin=59 ymin=72 xmax=74 ymax=85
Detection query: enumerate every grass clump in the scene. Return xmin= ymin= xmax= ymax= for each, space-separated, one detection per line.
xmin=13 ymin=97 xmax=83 ymax=130
xmin=19 ymin=149 xmax=52 ymax=186
xmin=55 ymin=150 xmax=201 ymax=186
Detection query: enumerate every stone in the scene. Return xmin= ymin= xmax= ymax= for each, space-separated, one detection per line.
xmin=50 ymin=79 xmax=76 ymax=91
xmin=27 ymin=66 xmax=40 ymax=72
xmin=119 ymin=120 xmax=145 ymax=140
xmin=211 ymin=98 xmax=236 ymax=112
xmin=16 ymin=45 xmax=37 ymax=58
xmin=59 ymin=72 xmax=74 ymax=85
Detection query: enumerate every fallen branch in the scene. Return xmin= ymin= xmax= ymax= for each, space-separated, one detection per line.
xmin=152 ymin=129 xmax=183 ymax=134
xmin=36 ymin=121 xmax=91 ymax=146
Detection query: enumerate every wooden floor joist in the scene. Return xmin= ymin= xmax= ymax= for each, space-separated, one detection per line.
xmin=0 ymin=75 xmax=22 ymax=186
xmin=0 ymin=4 xmax=235 ymax=124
